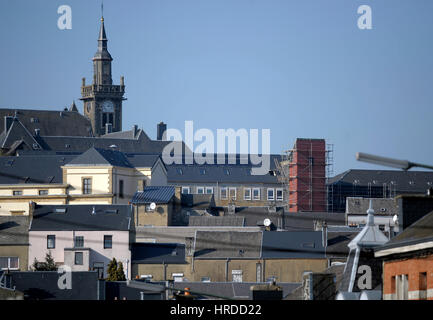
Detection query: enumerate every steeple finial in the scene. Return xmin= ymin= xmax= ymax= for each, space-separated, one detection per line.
xmin=101 ymin=2 xmax=104 ymax=21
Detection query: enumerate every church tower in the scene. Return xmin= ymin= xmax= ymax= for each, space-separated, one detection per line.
xmin=80 ymin=14 xmax=126 ymax=136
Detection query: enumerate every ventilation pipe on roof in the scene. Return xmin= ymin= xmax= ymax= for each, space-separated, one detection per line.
xmin=34 ymin=129 xmax=40 ymax=137
xmin=322 ymin=221 xmax=328 ymax=248
xmin=91 ymin=206 xmax=96 ymax=215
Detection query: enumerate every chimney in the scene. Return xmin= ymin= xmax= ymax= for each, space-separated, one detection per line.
xmin=105 ymin=123 xmax=113 ymax=134
xmin=4 ymin=116 xmax=13 ymax=133
xmin=157 ymin=122 xmax=167 ymax=141
xmin=28 ymin=201 xmax=36 ymax=218
xmin=82 ymin=77 xmax=86 ymax=87
xmin=120 ymin=76 xmax=124 ymax=87
xmin=132 ymin=125 xmax=138 ymax=138
xmin=34 ymin=129 xmax=40 ymax=137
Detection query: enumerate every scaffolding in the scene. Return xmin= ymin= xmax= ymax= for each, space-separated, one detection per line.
xmin=274 ymin=140 xmax=334 ymax=212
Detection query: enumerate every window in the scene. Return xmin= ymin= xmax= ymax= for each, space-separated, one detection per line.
xmin=229 ymin=187 xmax=237 ymax=200
xmin=82 ymin=178 xmax=92 ymax=195
xmin=232 ymin=270 xmax=243 ymax=283
xmin=172 ymin=273 xmax=184 ymax=282
xmin=396 ymin=274 xmax=409 ymax=300
xmin=74 ymin=252 xmax=83 ymax=265
xmin=181 ymin=186 xmax=190 ymax=195
xmin=47 ymin=235 xmax=56 ymax=249
xmin=256 ymin=263 xmax=262 ymax=282
xmin=12 ymin=190 xmax=23 ymax=196
xmin=74 ymin=236 xmax=84 ymax=248
xmin=276 ymin=188 xmax=283 ymax=201
xmin=39 ymin=190 xmax=49 ymax=196
xmin=141 ymin=180 xmax=147 ymax=190
xmin=205 ymin=187 xmax=213 ymax=194
xmin=197 ymin=187 xmax=205 ymax=194
xmin=201 ymin=277 xmax=211 ymax=282
xmin=102 ymin=112 xmax=114 ymax=128
xmin=267 ymin=188 xmax=275 ymax=201
xmin=104 ymin=235 xmax=113 ymax=249
xmin=244 ymin=188 xmax=251 ymax=200
xmin=419 ymin=272 xmax=427 ymax=300
xmin=119 ymin=180 xmax=124 ymax=198
xmin=220 ymin=187 xmax=228 ymax=200
xmin=0 ymin=257 xmax=19 ymax=270
xmin=253 ymin=188 xmax=261 ymax=200
xmin=200 ymin=168 xmax=206 ymax=175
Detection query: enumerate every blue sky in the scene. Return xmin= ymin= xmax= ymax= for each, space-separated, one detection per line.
xmin=1 ymin=0 xmax=433 ymax=175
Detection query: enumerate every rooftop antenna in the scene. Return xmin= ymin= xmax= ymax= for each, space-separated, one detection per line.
xmin=101 ymin=1 xmax=104 ymax=20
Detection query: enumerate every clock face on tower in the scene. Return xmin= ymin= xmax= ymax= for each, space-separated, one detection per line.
xmin=102 ymin=100 xmax=114 ymax=113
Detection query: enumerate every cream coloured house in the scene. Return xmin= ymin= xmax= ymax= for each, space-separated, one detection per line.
xmin=0 ymin=148 xmax=167 ymax=215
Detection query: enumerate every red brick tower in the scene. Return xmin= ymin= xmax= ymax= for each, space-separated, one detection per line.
xmin=287 ymin=139 xmax=327 ymax=212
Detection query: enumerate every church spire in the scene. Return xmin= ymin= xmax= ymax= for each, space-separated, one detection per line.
xmin=93 ymin=9 xmax=112 ymax=85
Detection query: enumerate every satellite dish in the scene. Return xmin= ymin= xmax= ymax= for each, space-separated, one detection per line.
xmin=149 ymin=202 xmax=156 ymax=210
xmin=264 ymin=218 xmax=271 ymax=227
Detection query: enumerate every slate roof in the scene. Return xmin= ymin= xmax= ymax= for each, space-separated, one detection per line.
xmin=131 ymin=186 xmax=175 ymax=204
xmin=131 ymin=243 xmax=187 ymax=264
xmin=194 ymin=231 xmax=262 ymax=259
xmin=375 ymin=209 xmax=433 ymax=252
xmin=0 ymin=117 xmax=41 ymax=151
xmin=0 ymin=216 xmax=30 ymax=245
xmin=284 ymin=211 xmax=344 ymax=230
xmin=346 ymin=197 xmax=398 ymax=216
xmin=0 ymin=108 xmax=93 ymax=137
xmin=30 ymin=204 xmax=132 ymax=231
xmin=171 ymin=282 xmax=300 ymax=300
xmin=229 ymin=207 xmax=286 ymax=229
xmin=328 ymin=169 xmax=433 ymax=193
xmin=64 ymin=147 xmax=133 ymax=168
xmin=181 ymin=194 xmax=215 ymax=208
xmin=35 ymin=135 xmax=187 ymax=155
xmin=0 ymin=155 xmax=74 ymax=184
xmin=185 ymin=207 xmax=346 ymax=230
xmin=124 ymin=153 xmax=164 ymax=168
xmin=193 ymin=230 xmax=327 ymax=260
xmin=326 ymin=232 xmax=359 ymax=258
xmin=188 ymin=216 xmax=245 ymax=227
xmin=261 ymin=231 xmax=326 ymax=259
xmin=134 ymin=226 xmax=261 ymax=244
xmin=167 ymin=159 xmax=281 ymax=184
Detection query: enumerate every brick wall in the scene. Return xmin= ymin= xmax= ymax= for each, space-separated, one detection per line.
xmin=382 ymin=253 xmax=433 ymax=300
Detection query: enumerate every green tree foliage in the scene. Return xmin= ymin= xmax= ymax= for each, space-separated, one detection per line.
xmin=106 ymin=258 xmax=126 ymax=281
xmin=32 ymin=251 xmax=57 ymax=271
xmin=106 ymin=257 xmax=118 ymax=281
xmin=116 ymin=261 xmax=126 ymax=281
